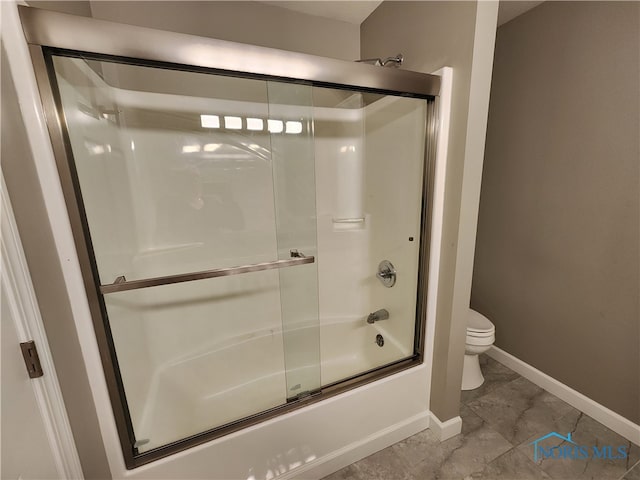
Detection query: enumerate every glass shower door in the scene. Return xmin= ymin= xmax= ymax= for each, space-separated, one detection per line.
xmin=267 ymin=82 xmax=321 ymax=400
xmin=49 ymin=54 xmax=320 ymax=452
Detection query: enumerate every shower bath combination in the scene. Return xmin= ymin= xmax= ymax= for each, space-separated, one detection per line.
xmin=17 ymin=5 xmax=444 ymax=475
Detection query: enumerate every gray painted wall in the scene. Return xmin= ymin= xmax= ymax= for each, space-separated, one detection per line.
xmin=27 ymin=1 xmax=359 ymax=60
xmin=28 ymin=0 xmax=92 ymax=16
xmin=472 ymin=1 xmax=640 ymax=423
xmin=89 ymin=1 xmax=360 ymax=60
xmin=362 ymin=1 xmax=498 ymax=422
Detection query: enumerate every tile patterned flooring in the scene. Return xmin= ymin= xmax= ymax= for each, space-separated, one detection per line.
xmin=323 ymin=355 xmax=640 ymax=480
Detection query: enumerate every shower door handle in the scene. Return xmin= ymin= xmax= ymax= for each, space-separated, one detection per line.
xmin=100 ymin=250 xmax=314 ymax=294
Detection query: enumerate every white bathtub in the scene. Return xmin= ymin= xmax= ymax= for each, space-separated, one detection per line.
xmin=320 ymin=316 xmax=413 ymax=385
xmin=136 ymin=317 xmax=413 ymax=452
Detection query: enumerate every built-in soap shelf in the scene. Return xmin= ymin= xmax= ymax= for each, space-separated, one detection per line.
xmin=332 ymin=216 xmax=366 ymax=231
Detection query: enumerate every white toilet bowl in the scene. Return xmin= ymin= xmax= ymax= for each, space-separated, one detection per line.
xmin=462 ymin=309 xmax=495 ymax=390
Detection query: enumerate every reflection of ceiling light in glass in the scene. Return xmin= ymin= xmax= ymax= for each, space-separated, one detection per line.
xmin=268 ymin=119 xmax=283 ymax=133
xmin=182 ymin=145 xmax=201 ymax=153
xmin=85 ymin=140 xmax=105 ymax=155
xmin=130 ymin=141 xmax=135 ymax=151
xmin=247 ymin=118 xmax=264 ymax=131
xmin=286 ymin=121 xmax=303 ymax=134
xmin=339 ymin=145 xmax=357 ymax=153
xmin=249 ymin=144 xmax=260 ymax=150
xmin=203 ymin=143 xmax=222 ymax=152
xmin=224 ymin=116 xmax=242 ymax=130
xmin=201 ymin=114 xmax=220 ymax=128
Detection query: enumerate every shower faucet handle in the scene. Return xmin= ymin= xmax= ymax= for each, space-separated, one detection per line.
xmin=376 ymin=260 xmax=396 ymax=287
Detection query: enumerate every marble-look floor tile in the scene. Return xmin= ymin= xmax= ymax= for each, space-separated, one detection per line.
xmin=459 ymin=403 xmax=491 ymax=436
xmin=461 ymin=355 xmax=521 ymax=405
xmin=411 ymin=405 xmax=513 ymax=479
xmin=622 ymin=460 xmax=640 ymax=480
xmin=517 ymin=411 xmax=640 ymax=480
xmin=467 ymin=377 xmax=578 ymax=446
xmin=390 ymin=427 xmax=441 ymax=468
xmin=349 ymin=446 xmax=416 ymax=480
xmin=464 ymin=448 xmax=552 ymax=479
xmin=515 ymin=409 xmax=583 ymax=456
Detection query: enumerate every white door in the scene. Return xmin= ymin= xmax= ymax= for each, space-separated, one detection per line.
xmin=1 ymin=178 xmax=84 ymax=479
xmin=1 ymin=288 xmax=61 ymax=479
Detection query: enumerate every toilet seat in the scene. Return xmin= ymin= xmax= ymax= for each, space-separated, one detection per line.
xmin=465 ymin=333 xmax=495 ymax=346
xmin=467 ymin=309 xmax=495 ymax=335
xmin=466 ymin=330 xmax=494 ymax=339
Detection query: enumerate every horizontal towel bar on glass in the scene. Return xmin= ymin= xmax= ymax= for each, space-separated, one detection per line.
xmin=100 ymin=250 xmax=314 ymax=294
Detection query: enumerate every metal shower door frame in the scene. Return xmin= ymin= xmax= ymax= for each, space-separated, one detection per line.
xmin=20 ymin=5 xmax=440 ymax=469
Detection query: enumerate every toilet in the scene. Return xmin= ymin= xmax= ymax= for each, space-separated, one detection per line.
xmin=462 ymin=309 xmax=496 ymax=390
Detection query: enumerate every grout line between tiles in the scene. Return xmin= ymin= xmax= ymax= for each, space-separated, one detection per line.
xmin=618 ymin=459 xmax=640 ymax=480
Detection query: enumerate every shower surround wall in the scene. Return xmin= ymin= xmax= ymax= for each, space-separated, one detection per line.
xmin=472 ymin=1 xmax=640 ymax=424
xmin=52 ymin=49 xmax=428 ymax=448
xmin=314 ymin=92 xmax=425 ymax=382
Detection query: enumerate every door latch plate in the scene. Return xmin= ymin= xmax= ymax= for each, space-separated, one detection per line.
xmin=20 ymin=341 xmax=44 ymax=378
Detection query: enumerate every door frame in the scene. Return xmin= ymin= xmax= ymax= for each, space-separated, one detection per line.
xmin=1 ymin=176 xmax=85 ymax=479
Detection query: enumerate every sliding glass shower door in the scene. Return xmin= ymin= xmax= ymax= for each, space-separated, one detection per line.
xmin=50 ymin=54 xmax=320 ymax=452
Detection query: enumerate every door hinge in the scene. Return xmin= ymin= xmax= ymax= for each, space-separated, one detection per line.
xmin=20 ymin=340 xmax=44 ymax=378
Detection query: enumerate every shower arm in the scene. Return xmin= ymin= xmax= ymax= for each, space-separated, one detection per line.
xmin=355 ymin=54 xmax=404 ymax=67
xmin=100 ymin=250 xmax=314 ymax=294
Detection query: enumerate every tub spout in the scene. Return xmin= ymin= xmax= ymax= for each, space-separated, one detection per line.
xmin=367 ymin=309 xmax=389 ymax=324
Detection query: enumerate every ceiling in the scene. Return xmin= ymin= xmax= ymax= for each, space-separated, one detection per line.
xmin=497 ymin=1 xmax=544 ymax=26
xmin=260 ymin=1 xmax=543 ymax=27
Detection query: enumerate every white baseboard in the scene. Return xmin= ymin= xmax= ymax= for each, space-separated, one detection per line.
xmin=284 ymin=411 xmax=431 ymax=479
xmin=488 ymin=346 xmax=640 ymax=446
xmin=429 ymin=412 xmax=462 ymax=441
